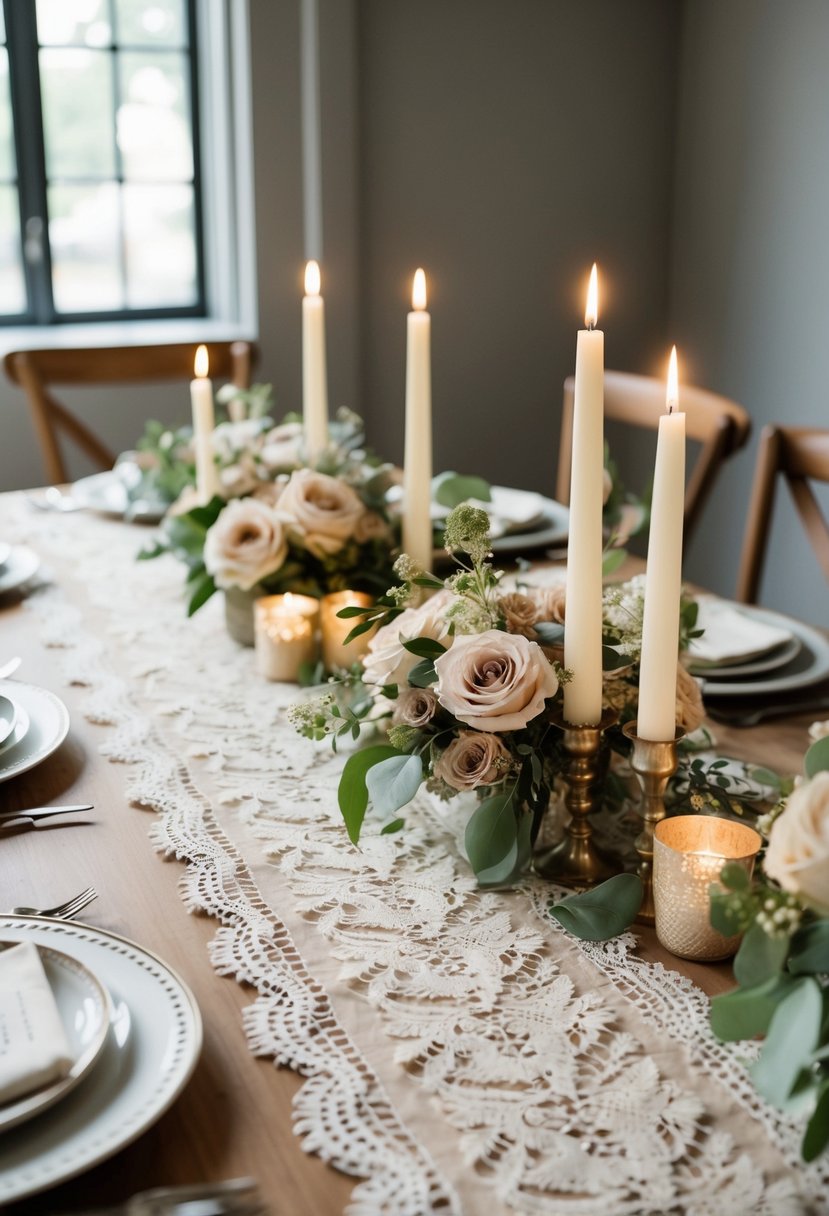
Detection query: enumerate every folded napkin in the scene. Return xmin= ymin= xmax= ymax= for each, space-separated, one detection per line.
xmin=0 ymin=941 xmax=72 ymax=1104
xmin=689 ymin=597 xmax=794 ymax=667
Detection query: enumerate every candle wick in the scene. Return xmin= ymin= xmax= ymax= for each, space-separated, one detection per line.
xmin=586 ymin=321 xmax=595 ymax=332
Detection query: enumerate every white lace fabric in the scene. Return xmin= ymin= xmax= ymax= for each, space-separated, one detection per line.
xmin=5 ymin=497 xmax=826 ymax=1216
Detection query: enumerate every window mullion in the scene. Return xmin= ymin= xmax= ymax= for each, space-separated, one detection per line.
xmin=3 ymin=0 xmax=54 ymax=323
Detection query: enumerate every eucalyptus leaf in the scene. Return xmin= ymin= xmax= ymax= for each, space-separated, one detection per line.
xmin=381 ymin=817 xmax=405 ymax=836
xmin=408 ymin=657 xmax=438 ymax=687
xmin=788 ymin=920 xmax=829 ymax=975
xmin=465 ymin=792 xmax=518 ymax=886
xmin=366 ymin=753 xmax=423 ymax=818
xmin=805 ymin=736 xmax=829 ymax=778
xmin=733 ymin=923 xmax=790 ymax=988
xmin=186 ymin=570 xmax=216 ymax=616
xmin=401 ymin=637 xmax=447 ymax=659
xmin=548 ymin=874 xmax=643 ymax=942
xmin=534 ymin=622 xmax=565 ymax=646
xmin=803 ymin=1081 xmax=829 ymax=1162
xmin=338 ymin=745 xmax=404 ymax=845
xmin=602 ymin=645 xmax=630 ymax=671
xmin=719 ymin=861 xmax=750 ymax=891
xmin=709 ymin=889 xmax=752 ymax=937
xmin=710 ymin=974 xmax=797 ymax=1041
xmin=601 ymin=547 xmax=627 ymax=576
xmin=433 ymin=471 xmax=492 ymax=508
xmin=751 ymin=979 xmax=823 ymax=1108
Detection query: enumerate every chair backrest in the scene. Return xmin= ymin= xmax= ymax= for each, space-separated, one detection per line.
xmin=3 ymin=340 xmax=256 ymax=485
xmin=736 ymin=425 xmax=829 ymax=604
xmin=556 ymin=369 xmax=752 ymax=548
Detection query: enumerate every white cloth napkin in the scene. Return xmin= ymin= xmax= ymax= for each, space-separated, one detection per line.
xmin=689 ymin=597 xmax=793 ymax=667
xmin=0 ymin=941 xmax=72 ymax=1104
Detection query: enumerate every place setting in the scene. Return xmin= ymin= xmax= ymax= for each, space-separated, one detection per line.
xmin=0 ymin=676 xmax=70 ymax=786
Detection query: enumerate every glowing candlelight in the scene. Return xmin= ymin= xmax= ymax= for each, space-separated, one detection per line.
xmin=402 ymin=267 xmax=433 ymax=573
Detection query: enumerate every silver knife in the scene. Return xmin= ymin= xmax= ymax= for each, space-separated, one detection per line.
xmin=0 ymin=804 xmax=93 ymax=820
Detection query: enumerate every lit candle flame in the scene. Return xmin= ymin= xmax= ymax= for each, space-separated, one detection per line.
xmin=412 ymin=268 xmax=427 ymax=311
xmin=194 ymin=344 xmax=209 ymax=378
xmin=585 ymin=263 xmax=598 ymax=329
xmin=305 ymin=259 xmax=321 ymax=297
xmin=666 ymin=345 xmax=679 ymax=413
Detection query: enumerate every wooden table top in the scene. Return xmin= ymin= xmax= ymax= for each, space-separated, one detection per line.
xmin=0 ymin=586 xmax=819 ymax=1215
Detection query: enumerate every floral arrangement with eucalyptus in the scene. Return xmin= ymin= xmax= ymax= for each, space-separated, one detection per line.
xmin=290 ymin=504 xmax=705 ymax=886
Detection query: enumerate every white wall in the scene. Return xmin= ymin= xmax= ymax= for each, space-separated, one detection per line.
xmin=670 ymin=0 xmax=829 ymax=624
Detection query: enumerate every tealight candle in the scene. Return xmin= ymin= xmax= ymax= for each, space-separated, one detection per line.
xmin=653 ymin=815 xmax=762 ymax=961
xmin=320 ymin=591 xmax=375 ymax=671
xmin=254 ymin=594 xmax=320 ymax=682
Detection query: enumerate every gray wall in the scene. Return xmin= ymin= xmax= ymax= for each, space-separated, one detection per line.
xmin=671 ymin=0 xmax=829 ymax=624
xmin=356 ymin=0 xmax=680 ymax=494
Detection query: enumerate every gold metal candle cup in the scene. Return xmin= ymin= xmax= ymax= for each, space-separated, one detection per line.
xmin=622 ymin=723 xmax=685 ymax=925
xmin=320 ymin=591 xmax=375 ymax=671
xmin=254 ymin=593 xmax=320 ymax=682
xmin=534 ymin=707 xmax=619 ymax=887
xmin=653 ymin=815 xmax=762 ymax=961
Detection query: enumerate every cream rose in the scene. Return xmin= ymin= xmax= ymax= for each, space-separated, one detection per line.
xmin=809 ymin=720 xmax=829 ymax=743
xmin=260 ymin=422 xmax=304 ymax=471
xmin=362 ymin=591 xmax=453 ymax=687
xmin=764 ymin=772 xmax=829 ymax=914
xmin=498 ymin=592 xmax=540 ymax=638
xmin=278 ymin=469 xmax=364 ymax=556
xmin=434 ymin=731 xmax=511 ymax=791
xmin=528 ymin=583 xmax=567 ymax=625
xmin=676 ymin=664 xmax=705 ymax=733
xmin=204 ymin=498 xmax=288 ymax=590
xmin=434 ymin=629 xmax=558 ymax=732
xmin=393 ymin=687 xmax=439 ymax=728
xmin=354 ymin=509 xmax=392 ymax=544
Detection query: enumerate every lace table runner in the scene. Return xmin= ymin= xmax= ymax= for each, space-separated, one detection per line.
xmin=5 ymin=497 xmax=826 ymax=1216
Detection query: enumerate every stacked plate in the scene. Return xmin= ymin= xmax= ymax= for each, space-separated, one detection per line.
xmin=0 ymin=541 xmax=40 ymax=597
xmin=688 ymin=597 xmax=829 ymax=700
xmin=0 ymin=918 xmax=202 ymax=1202
xmin=0 ymin=681 xmax=70 ymax=784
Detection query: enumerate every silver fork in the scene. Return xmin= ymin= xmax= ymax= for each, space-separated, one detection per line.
xmin=10 ymin=886 xmax=97 ymax=919
xmin=73 ymin=1178 xmax=265 ymax=1216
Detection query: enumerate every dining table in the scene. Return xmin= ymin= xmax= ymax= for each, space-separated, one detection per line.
xmin=0 ymin=489 xmax=826 ymax=1216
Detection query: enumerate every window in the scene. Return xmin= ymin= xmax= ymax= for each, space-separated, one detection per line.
xmin=0 ymin=0 xmax=205 ymax=325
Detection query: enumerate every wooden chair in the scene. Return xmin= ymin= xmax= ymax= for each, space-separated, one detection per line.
xmin=556 ymin=369 xmax=752 ymax=548
xmin=736 ymin=425 xmax=829 ymax=604
xmin=3 ymin=340 xmax=256 ymax=484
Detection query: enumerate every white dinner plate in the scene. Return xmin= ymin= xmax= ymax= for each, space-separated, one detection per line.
xmin=0 ymin=682 xmax=68 ymax=783
xmin=688 ymin=634 xmax=803 ymax=680
xmin=0 ymin=942 xmax=111 ymax=1133
xmin=71 ymin=465 xmax=168 ymax=524
xmin=490 ymin=497 xmax=569 ymax=553
xmin=0 ymin=694 xmax=16 ymax=745
xmin=0 ymin=542 xmax=11 ymax=567
xmin=0 ymin=916 xmax=202 ymax=1203
xmin=700 ymin=604 xmax=829 ymax=699
xmin=0 ymin=703 xmax=28 ymax=757
xmin=0 ymin=546 xmax=40 ymax=595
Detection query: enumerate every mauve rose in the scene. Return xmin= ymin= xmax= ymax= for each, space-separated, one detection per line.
xmin=204 ymin=497 xmax=288 ymax=590
xmin=393 ymin=687 xmax=438 ymax=728
xmin=362 ymin=591 xmax=453 ymax=687
xmin=764 ymin=772 xmax=829 ymax=914
xmin=675 ymin=664 xmax=704 ymax=733
xmin=434 ymin=629 xmax=558 ymax=732
xmin=499 ymin=592 xmax=540 ymax=638
xmin=278 ymin=468 xmax=364 ymax=556
xmin=528 ymin=583 xmax=567 ymax=624
xmin=354 ymin=509 xmax=392 ymax=544
xmin=434 ymin=731 xmax=511 ymax=791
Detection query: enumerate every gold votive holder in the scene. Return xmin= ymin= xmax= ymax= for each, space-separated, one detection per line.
xmin=622 ymin=723 xmax=686 ymax=924
xmin=254 ymin=593 xmax=320 ymax=682
xmin=320 ymin=591 xmax=375 ymax=671
xmin=534 ymin=707 xmax=619 ymax=887
xmin=653 ymin=816 xmax=762 ymax=961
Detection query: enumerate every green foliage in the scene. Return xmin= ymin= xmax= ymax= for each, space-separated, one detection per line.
xmin=547 ymin=874 xmax=644 ymax=941
xmin=337 ymin=745 xmax=408 ymax=844
xmin=733 ymin=923 xmax=791 ymax=987
xmin=751 ymin=979 xmax=823 ymax=1109
xmin=433 ymin=471 xmax=492 ymax=509
xmin=464 ymin=790 xmax=531 ymax=887
xmin=805 ymin=736 xmax=829 ymax=778
xmin=710 ymin=974 xmax=798 ymax=1041
xmin=365 ymin=754 xmax=423 ymax=818
xmin=788 ymin=921 xmax=829 ymax=975
xmin=803 ymin=1081 xmax=829 ymax=1162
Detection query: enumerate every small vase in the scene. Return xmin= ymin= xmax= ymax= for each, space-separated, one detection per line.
xmin=224 ymin=585 xmax=265 ymax=646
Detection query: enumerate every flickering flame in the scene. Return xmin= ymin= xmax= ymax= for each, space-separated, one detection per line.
xmin=194 ymin=344 xmax=209 ymax=378
xmin=305 ymin=259 xmax=321 ymax=296
xmin=585 ymin=263 xmax=598 ymax=329
xmin=666 ymin=345 xmax=679 ymax=413
xmin=412 ymin=268 xmax=427 ymax=311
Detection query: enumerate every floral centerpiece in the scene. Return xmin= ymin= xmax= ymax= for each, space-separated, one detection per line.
xmin=290 ymin=504 xmax=704 ymax=886
xmin=141 ymin=407 xmax=398 ymax=617
xmin=704 ymin=725 xmax=829 ymax=1163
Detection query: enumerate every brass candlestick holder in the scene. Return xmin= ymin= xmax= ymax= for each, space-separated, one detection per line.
xmin=534 ymin=707 xmax=619 ymax=887
xmin=622 ymin=722 xmax=686 ymax=924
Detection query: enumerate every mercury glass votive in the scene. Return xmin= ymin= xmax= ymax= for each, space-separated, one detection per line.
xmin=320 ymin=591 xmax=375 ymax=671
xmin=653 ymin=816 xmax=762 ymax=961
xmin=254 ymin=593 xmax=320 ymax=682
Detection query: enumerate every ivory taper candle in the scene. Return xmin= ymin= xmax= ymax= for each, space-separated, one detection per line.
xmin=402 ymin=268 xmax=433 ymax=571
xmin=563 ymin=264 xmax=604 ymax=726
xmin=637 ymin=346 xmax=686 ymax=741
xmin=302 ymin=259 xmax=329 ymax=462
xmin=191 ymin=344 xmax=220 ymax=503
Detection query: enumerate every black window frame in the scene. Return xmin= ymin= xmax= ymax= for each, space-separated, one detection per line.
xmin=1 ymin=0 xmax=206 ymax=327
